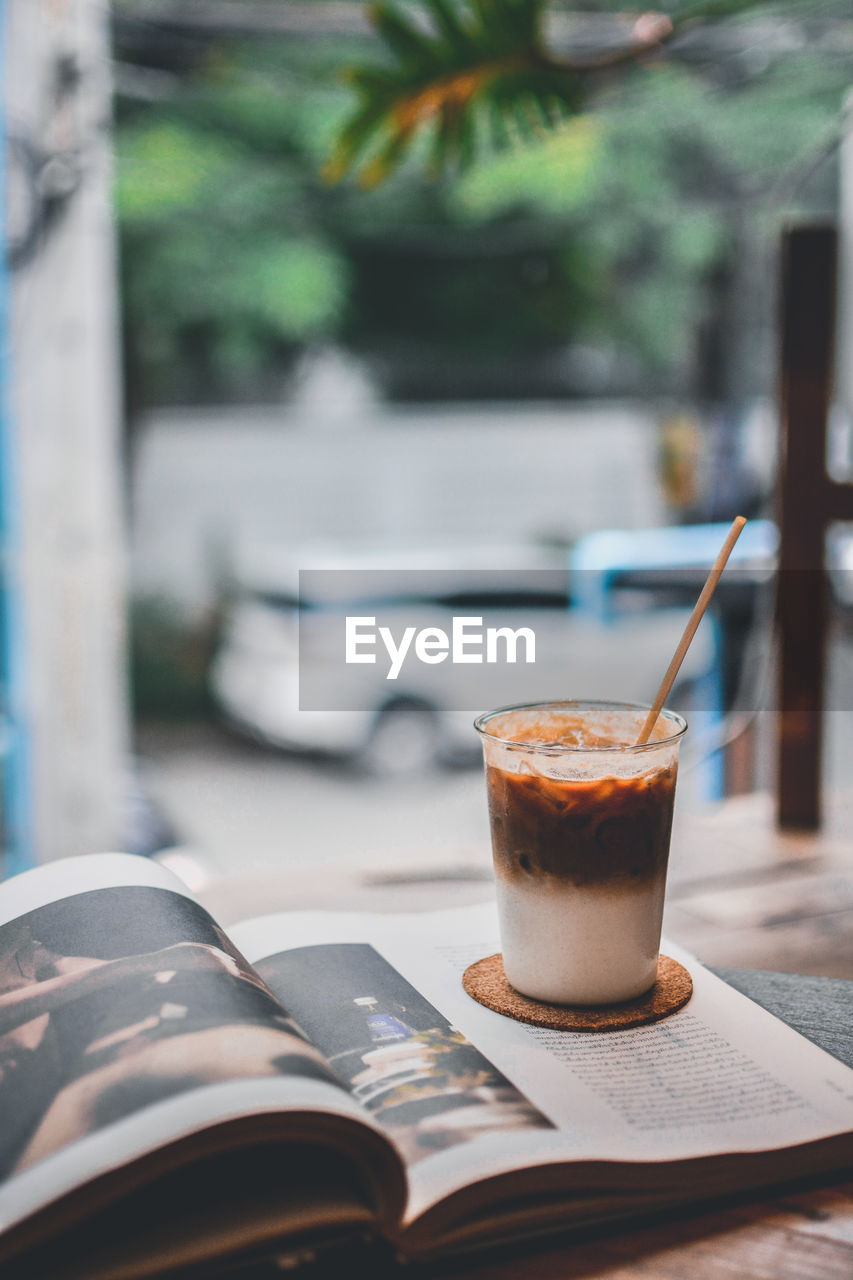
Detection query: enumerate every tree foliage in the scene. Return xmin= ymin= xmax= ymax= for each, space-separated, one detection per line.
xmin=116 ymin=41 xmax=356 ymax=403
xmin=113 ymin=2 xmax=851 ymax=404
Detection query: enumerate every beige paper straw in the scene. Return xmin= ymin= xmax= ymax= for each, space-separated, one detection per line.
xmin=635 ymin=516 xmax=747 ymax=746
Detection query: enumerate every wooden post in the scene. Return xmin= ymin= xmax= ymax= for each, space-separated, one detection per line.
xmin=837 ymin=91 xmax=853 ymax=434
xmin=775 ymin=227 xmax=853 ymax=830
xmin=4 ymin=0 xmax=128 ymax=862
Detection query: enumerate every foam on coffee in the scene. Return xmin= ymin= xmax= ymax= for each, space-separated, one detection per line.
xmin=483 ymin=706 xmax=673 ymax=753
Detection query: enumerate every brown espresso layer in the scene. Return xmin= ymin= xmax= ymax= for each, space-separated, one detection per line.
xmin=486 ymin=763 xmax=677 ymax=888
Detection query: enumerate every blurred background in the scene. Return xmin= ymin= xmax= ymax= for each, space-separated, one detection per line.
xmin=1 ymin=0 xmax=853 ymax=970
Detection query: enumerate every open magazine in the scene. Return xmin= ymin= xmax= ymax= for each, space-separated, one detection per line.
xmin=0 ymin=853 xmax=851 ymax=1279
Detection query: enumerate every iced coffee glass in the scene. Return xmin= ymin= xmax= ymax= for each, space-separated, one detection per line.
xmin=475 ymin=700 xmax=686 ymax=1006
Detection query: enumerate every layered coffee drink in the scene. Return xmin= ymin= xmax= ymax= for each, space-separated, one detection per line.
xmin=475 ymin=702 xmax=686 ymax=1005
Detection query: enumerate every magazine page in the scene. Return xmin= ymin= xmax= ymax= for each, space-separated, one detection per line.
xmin=232 ymin=902 xmax=853 ymax=1228
xmin=0 ymin=854 xmax=401 ymax=1249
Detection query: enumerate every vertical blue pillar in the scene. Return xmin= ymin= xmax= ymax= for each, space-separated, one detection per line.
xmin=0 ymin=0 xmax=33 ymax=877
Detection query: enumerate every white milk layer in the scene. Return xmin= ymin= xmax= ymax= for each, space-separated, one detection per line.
xmin=496 ymin=874 xmax=667 ymax=1005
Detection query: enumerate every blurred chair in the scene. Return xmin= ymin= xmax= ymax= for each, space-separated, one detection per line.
xmin=569 ymin=519 xmax=778 ymax=800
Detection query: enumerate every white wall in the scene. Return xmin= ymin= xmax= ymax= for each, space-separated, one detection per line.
xmin=131 ymin=402 xmax=666 ymax=618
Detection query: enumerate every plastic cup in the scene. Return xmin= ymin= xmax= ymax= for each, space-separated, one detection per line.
xmin=475 ymin=700 xmax=687 ymax=1005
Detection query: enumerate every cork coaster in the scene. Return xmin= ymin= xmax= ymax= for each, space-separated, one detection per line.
xmin=462 ymin=954 xmax=692 ymax=1032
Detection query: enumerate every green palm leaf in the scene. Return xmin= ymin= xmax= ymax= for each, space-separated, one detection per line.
xmin=328 ymin=0 xmax=773 ymax=185
xmin=328 ymin=0 xmax=561 ymax=185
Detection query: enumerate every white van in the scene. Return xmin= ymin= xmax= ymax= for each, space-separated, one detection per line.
xmin=209 ymin=541 xmax=716 ymax=775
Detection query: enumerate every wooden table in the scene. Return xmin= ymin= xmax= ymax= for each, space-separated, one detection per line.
xmin=199 ymin=789 xmax=853 ymax=980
